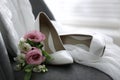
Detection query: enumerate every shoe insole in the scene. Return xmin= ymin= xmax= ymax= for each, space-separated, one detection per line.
xmin=40 ymin=13 xmax=65 ymax=54
xmin=60 ymin=35 xmax=92 ymax=48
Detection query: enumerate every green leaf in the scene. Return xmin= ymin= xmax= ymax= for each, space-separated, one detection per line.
xmin=26 ymin=39 xmax=43 ymax=49
xmin=24 ymin=65 xmax=32 ymax=69
xmin=25 ymin=69 xmax=31 ymax=73
xmin=36 ymin=44 xmax=43 ymax=49
xmin=24 ymin=72 xmax=32 ymax=80
xmin=42 ymin=50 xmax=52 ymax=62
xmin=26 ymin=39 xmax=35 ymax=46
xmin=24 ymin=65 xmax=33 ymax=72
xmin=21 ymin=62 xmax=25 ymax=67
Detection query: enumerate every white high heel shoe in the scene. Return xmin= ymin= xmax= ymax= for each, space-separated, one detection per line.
xmin=60 ymin=33 xmax=106 ymax=57
xmin=37 ymin=12 xmax=73 ymax=65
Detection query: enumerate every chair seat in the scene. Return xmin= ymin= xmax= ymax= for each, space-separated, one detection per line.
xmin=14 ymin=63 xmax=112 ymax=80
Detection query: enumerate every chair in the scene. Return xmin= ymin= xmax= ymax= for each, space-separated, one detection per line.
xmin=0 ymin=0 xmax=113 ymax=80
xmin=0 ymin=33 xmax=15 ymax=80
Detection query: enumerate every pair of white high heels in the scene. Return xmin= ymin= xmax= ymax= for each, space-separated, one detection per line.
xmin=36 ymin=12 xmax=106 ymax=65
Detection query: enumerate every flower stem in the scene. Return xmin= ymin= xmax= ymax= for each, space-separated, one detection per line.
xmin=24 ymin=72 xmax=32 ymax=80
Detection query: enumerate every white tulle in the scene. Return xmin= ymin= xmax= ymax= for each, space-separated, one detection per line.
xmin=64 ymin=34 xmax=120 ymax=80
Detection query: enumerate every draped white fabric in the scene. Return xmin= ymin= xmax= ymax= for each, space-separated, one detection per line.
xmin=63 ymin=34 xmax=120 ymax=80
xmin=3 ymin=0 xmax=35 ymax=38
xmin=0 ymin=0 xmax=19 ymax=56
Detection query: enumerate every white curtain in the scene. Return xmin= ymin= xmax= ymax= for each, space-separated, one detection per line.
xmin=44 ymin=0 xmax=120 ymax=46
xmin=44 ymin=0 xmax=120 ymax=26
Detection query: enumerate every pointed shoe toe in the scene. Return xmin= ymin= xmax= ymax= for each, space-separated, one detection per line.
xmin=49 ymin=50 xmax=73 ymax=65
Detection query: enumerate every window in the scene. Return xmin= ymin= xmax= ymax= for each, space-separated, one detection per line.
xmin=44 ymin=0 xmax=120 ymax=28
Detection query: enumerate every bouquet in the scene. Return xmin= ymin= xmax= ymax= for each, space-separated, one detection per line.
xmin=15 ymin=30 xmax=51 ymax=80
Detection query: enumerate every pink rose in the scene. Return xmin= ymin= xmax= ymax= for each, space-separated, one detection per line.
xmin=24 ymin=30 xmax=45 ymax=42
xmin=25 ymin=47 xmax=45 ymax=65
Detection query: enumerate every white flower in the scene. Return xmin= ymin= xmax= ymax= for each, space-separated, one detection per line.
xmin=20 ymin=37 xmax=26 ymax=43
xmin=15 ymin=64 xmax=21 ymax=71
xmin=15 ymin=54 xmax=25 ymax=63
xmin=32 ymin=65 xmax=48 ymax=72
xmin=18 ymin=41 xmax=31 ymax=53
